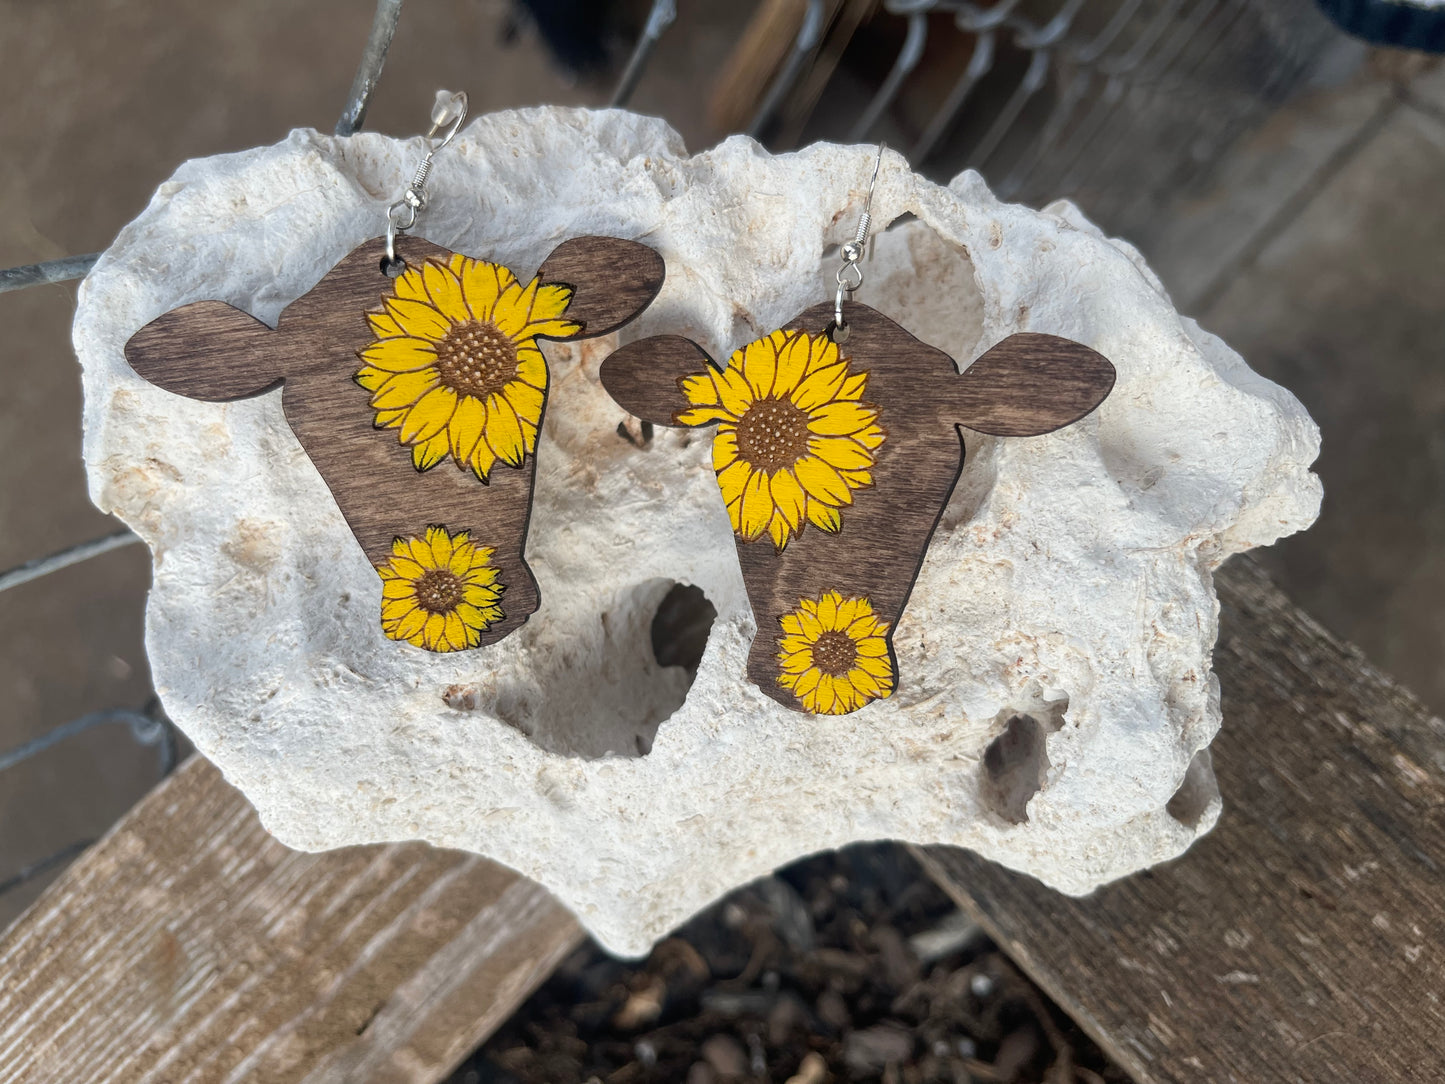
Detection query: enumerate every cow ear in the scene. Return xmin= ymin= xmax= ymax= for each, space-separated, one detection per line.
xmin=600 ymin=335 xmax=724 ymax=428
xmin=537 ymin=237 xmax=665 ymax=339
xmin=125 ymin=301 xmax=285 ymax=402
xmin=949 ymin=333 xmax=1115 ymax=436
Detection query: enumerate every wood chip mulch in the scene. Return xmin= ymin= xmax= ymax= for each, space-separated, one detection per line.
xmin=449 ymin=842 xmax=1131 ymax=1084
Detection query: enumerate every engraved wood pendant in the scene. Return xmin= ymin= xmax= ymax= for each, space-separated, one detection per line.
xmin=124 ymin=234 xmax=664 ymax=652
xmin=600 ymin=302 xmax=1116 ymax=715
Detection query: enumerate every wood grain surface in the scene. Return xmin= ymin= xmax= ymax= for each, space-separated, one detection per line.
xmin=917 ymin=556 xmax=1445 ymax=1084
xmin=124 ymin=234 xmax=662 ymax=649
xmin=0 ymin=756 xmax=584 ymax=1084
xmin=599 ymin=303 xmax=1114 ymax=713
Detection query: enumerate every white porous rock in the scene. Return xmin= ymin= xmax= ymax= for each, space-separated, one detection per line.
xmin=74 ymin=108 xmax=1320 ymax=956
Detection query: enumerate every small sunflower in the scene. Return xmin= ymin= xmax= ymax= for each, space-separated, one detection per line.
xmin=356 ymin=254 xmax=579 ymax=481
xmin=675 ymin=329 xmax=886 ymax=550
xmin=378 ymin=526 xmax=504 ymax=652
xmin=776 ymin=591 xmax=894 ymax=715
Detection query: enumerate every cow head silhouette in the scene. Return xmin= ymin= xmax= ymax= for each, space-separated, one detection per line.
xmin=601 ymin=301 xmax=1115 ymax=714
xmin=125 ymin=234 xmax=663 ymax=652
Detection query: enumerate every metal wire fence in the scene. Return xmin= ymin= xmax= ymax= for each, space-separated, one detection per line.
xmin=0 ymin=0 xmax=1339 ymax=904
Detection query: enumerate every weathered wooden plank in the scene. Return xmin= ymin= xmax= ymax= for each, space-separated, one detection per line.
xmin=917 ymin=556 xmax=1445 ymax=1084
xmin=0 ymin=756 xmax=583 ymax=1084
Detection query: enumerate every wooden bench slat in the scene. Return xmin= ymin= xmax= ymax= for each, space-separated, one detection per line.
xmin=917 ymin=557 xmax=1445 ymax=1084
xmin=0 ymin=757 xmax=584 ymax=1083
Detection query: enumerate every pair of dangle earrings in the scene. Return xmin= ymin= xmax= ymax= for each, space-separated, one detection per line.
xmin=123 ymin=91 xmax=1114 ymax=718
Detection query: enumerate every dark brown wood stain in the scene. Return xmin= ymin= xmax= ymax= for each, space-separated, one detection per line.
xmin=600 ymin=301 xmax=1115 ymax=713
xmin=124 ymin=234 xmax=664 ymax=649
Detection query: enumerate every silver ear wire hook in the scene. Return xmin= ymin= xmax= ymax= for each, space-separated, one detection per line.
xmin=833 ymin=142 xmax=885 ymax=343
xmin=384 ymin=90 xmax=469 ymax=272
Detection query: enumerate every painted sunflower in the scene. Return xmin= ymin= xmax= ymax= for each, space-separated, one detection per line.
xmin=378 ymin=526 xmax=505 ymax=652
xmin=356 ymin=254 xmax=579 ymax=481
xmin=776 ymin=591 xmax=894 ymax=714
xmin=675 ymin=329 xmax=886 ymax=550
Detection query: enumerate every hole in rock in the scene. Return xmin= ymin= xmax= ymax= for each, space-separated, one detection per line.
xmin=1166 ymin=749 xmax=1219 ymax=829
xmin=979 ymin=698 xmax=1067 ymax=825
xmin=651 ymin=583 xmax=717 ymax=676
xmin=480 ymin=579 xmax=715 ymax=760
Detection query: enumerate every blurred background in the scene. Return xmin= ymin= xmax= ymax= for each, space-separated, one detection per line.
xmin=1 ymin=1 xmax=1441 ymax=1078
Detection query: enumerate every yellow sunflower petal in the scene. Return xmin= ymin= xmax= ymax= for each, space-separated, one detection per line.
xmin=360 ymin=337 xmax=438 ymax=373
xmin=811 ymin=436 xmax=874 ymax=471
xmin=857 ymin=653 xmax=893 ymax=680
xmin=680 ymin=371 xmax=721 ymax=407
xmin=738 ymin=469 xmax=773 ymax=540
xmin=713 ymin=430 xmax=739 ymax=471
xmin=470 ymin=439 xmax=498 ymax=482
xmin=808 ymin=400 xmax=877 ymax=436
xmin=463 ymin=583 xmax=499 ymax=608
xmin=816 ymin=591 xmax=841 ymax=629
xmin=852 ymin=425 xmax=886 ymax=451
xmin=381 ymin=597 xmax=414 ymax=622
xmin=525 ymin=283 xmax=580 ymax=338
xmin=400 ymin=386 xmax=459 ymax=443
xmin=493 ymin=278 xmax=538 ymax=338
xmin=421 ymin=612 xmax=447 ymax=649
xmin=740 ymin=336 xmax=779 ymax=398
xmin=716 ymin=459 xmax=751 ymax=507
xmin=422 ymin=260 xmax=470 ymax=324
xmin=484 ymin=394 xmax=526 ymax=466
xmin=790 ymin=667 xmax=822 ymax=698
xmin=461 ymin=259 xmax=517 ymax=321
xmin=367 ymin=310 xmax=406 ymax=339
xmin=770 ymin=469 xmax=807 ymax=532
xmin=515 ymin=345 xmax=547 ymax=390
xmin=393 ymin=605 xmax=428 ymax=640
xmin=449 ymin=394 xmax=488 ymax=462
xmin=796 ymin=609 xmax=824 ymax=639
xmin=839 ymin=371 xmax=868 ymax=400
xmin=355 ymin=365 xmax=389 ymax=392
xmin=855 ymin=635 xmax=889 ymax=657
xmin=411 ymin=431 xmax=450 ymax=470
xmin=773 ymin=333 xmax=813 ymax=395
xmin=370 ymin=368 xmax=438 ymax=410
xmin=676 ymin=405 xmax=731 ymax=426
xmin=795 ymin=456 xmax=853 ymax=506
xmin=391 ymin=263 xmax=429 ymax=303
xmin=848 ymin=668 xmax=885 ymax=699
xmin=374 ymin=407 xmax=407 ymax=429
xmin=807 ymin=501 xmax=842 ymax=532
xmin=809 ymin=675 xmax=837 ymax=714
xmin=716 ymin=364 xmax=755 ymax=416
xmin=384 ymin=296 xmax=453 ymax=341
xmin=442 ymin=610 xmax=468 ymax=650
xmin=504 ymin=380 xmax=546 ymax=430
xmin=779 ymin=648 xmax=813 ymax=674
xmin=807 ymin=334 xmax=840 ymax=374
xmin=767 ymin=514 xmax=790 ymax=550
xmin=454 ymin=602 xmax=496 ymax=632
xmin=780 ymin=613 xmax=804 ymax=638
xmin=424 ymin=525 xmax=454 ymax=565
xmin=791 ymin=361 xmax=849 ymax=411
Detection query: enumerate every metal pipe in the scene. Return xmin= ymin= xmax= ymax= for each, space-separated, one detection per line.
xmin=611 ymin=0 xmax=678 ymax=107
xmin=911 ymin=29 xmax=995 ymax=164
xmin=849 ymin=11 xmax=929 ymax=142
xmin=335 ymin=0 xmax=406 ymax=136
xmin=747 ymin=0 xmax=827 ymax=139
xmin=0 ymin=253 xmax=100 ymax=294
xmin=0 ymin=529 xmax=143 ymax=595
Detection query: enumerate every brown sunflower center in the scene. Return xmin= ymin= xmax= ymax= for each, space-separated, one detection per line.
xmin=811 ymin=630 xmax=858 ymax=677
xmin=434 ymin=319 xmax=518 ymax=400
xmin=414 ymin=568 xmax=464 ymax=614
xmin=735 ymin=396 xmax=811 ymax=471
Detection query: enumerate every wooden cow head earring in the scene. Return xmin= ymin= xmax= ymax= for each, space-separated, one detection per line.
xmin=124 ymin=91 xmax=664 ymax=653
xmin=600 ymin=146 xmax=1115 ymax=716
